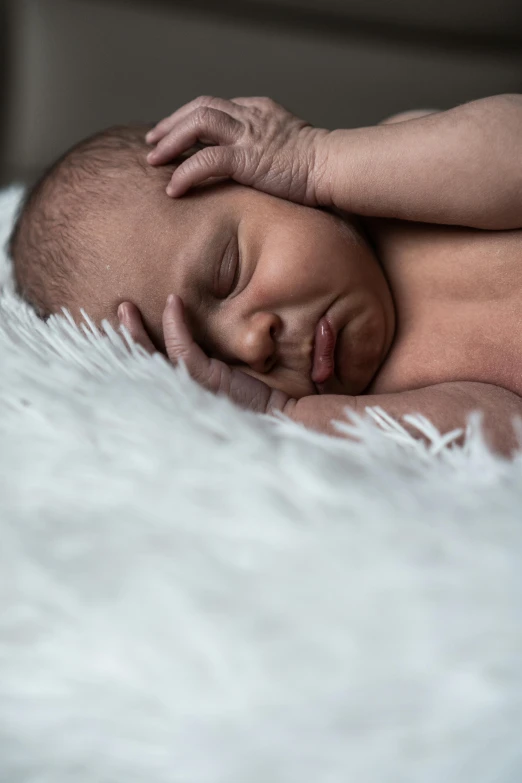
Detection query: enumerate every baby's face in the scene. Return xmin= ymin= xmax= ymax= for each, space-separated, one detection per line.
xmin=95 ymin=180 xmax=395 ymax=398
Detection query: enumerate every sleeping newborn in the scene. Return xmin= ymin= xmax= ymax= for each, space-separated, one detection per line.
xmin=9 ymin=95 xmax=522 ymax=457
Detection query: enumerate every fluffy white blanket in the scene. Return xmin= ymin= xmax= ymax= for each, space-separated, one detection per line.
xmin=0 ymin=184 xmax=521 ymax=782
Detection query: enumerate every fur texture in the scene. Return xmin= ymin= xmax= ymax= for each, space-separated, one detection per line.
xmin=0 ymin=185 xmax=521 ymax=782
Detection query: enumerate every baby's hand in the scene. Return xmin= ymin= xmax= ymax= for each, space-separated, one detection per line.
xmin=146 ymin=96 xmax=330 ymax=207
xmin=117 ymin=295 xmax=291 ymax=416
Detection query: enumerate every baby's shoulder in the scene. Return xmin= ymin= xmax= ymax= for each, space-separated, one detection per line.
xmin=363 ymin=218 xmax=522 ymax=398
xmin=361 ymin=216 xmax=522 ymax=266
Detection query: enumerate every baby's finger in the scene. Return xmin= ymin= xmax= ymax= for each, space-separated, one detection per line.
xmin=118 ymin=301 xmax=157 ymax=355
xmin=163 ymin=294 xmax=207 ymax=374
xmin=146 ymin=96 xmax=246 ymax=144
xmin=147 ymin=108 xmax=241 ymax=166
xmin=166 ymin=146 xmax=238 ymax=197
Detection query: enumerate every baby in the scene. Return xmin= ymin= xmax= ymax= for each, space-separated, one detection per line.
xmin=9 ymin=94 xmax=522 ymax=458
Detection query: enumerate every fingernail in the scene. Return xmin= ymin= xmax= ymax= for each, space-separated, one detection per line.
xmin=146 ymin=151 xmax=157 ymax=163
xmin=166 ymin=185 xmax=174 ymax=197
xmin=145 ymin=131 xmax=155 ymax=143
xmin=167 ymin=294 xmax=174 ymax=306
xmin=117 ymin=303 xmax=126 ymax=321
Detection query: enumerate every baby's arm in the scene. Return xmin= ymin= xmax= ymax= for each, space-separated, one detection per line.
xmin=282 ymin=382 xmax=522 ymax=459
xmin=147 ymin=94 xmax=521 ymax=230
xmin=319 ymin=94 xmax=522 ymax=230
xmin=119 ymin=300 xmax=522 ymax=457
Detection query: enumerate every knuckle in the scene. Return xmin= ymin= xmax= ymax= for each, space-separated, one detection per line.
xmin=198 ymin=146 xmax=219 ymax=165
xmin=195 ymin=94 xmax=213 ymax=106
xmin=233 ymin=145 xmax=247 ymax=170
xmin=211 ymin=147 xmax=233 ymax=174
xmin=163 ymin=309 xmax=176 ymax=328
xmin=165 ymin=337 xmax=187 ymax=361
xmin=192 ymin=106 xmax=209 ymax=122
xmin=192 ymin=105 xmax=218 ymax=126
xmin=188 ymin=147 xmax=208 ymax=172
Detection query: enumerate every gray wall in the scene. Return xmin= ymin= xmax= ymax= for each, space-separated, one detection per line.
xmin=1 ymin=0 xmax=522 ymax=184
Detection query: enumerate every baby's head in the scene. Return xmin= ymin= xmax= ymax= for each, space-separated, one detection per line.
xmin=9 ymin=124 xmax=167 ymax=321
xmin=9 ymin=124 xmax=395 ymax=398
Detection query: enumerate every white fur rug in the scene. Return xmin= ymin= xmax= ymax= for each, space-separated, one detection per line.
xmin=0 ymin=184 xmax=521 ymax=783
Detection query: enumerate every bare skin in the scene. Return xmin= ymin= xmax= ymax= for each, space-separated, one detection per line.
xmin=358 ymin=108 xmax=522 ymax=397
xmin=292 ymin=206 xmax=522 ymax=457
xmin=110 ymin=97 xmax=522 ymax=459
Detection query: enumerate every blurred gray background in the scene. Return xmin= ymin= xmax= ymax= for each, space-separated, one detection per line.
xmin=1 ymin=0 xmax=521 ymax=185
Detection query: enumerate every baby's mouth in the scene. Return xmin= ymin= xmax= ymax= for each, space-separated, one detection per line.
xmin=311 ymin=313 xmax=336 ymax=387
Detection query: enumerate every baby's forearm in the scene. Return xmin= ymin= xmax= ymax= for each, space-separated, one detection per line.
xmin=318 ymin=94 xmax=522 ymax=230
xmin=282 ymin=382 xmax=522 ymax=459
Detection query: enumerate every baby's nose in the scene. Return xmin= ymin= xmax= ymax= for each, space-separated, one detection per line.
xmin=238 ymin=312 xmax=280 ymax=375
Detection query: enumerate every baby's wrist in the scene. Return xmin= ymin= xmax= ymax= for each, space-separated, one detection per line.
xmin=315 ymin=127 xmax=382 ymax=214
xmin=310 ymin=129 xmax=338 ymax=208
xmin=312 ymin=128 xmax=360 ymax=211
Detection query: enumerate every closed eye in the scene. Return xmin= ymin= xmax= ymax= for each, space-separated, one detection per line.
xmin=218 ymin=236 xmax=241 ymax=298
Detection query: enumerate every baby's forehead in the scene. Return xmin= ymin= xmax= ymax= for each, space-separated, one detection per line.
xmin=97 ymin=180 xmax=198 ymax=288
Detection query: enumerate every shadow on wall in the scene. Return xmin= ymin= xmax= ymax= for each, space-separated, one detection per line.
xmin=1 ymin=0 xmax=522 ymax=185
xmin=149 ymin=0 xmax=522 ymax=53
